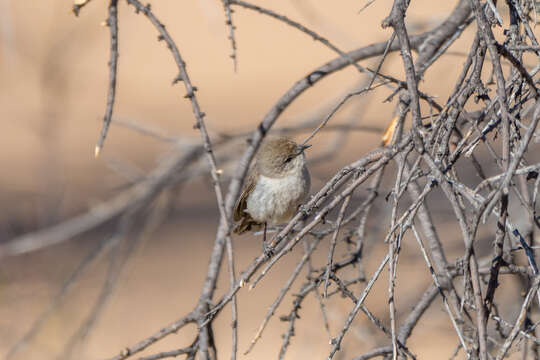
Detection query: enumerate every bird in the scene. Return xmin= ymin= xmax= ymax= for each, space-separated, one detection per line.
xmin=233 ymin=137 xmax=311 ymax=250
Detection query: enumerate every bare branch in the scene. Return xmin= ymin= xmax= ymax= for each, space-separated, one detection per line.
xmin=95 ymin=0 xmax=119 ymax=156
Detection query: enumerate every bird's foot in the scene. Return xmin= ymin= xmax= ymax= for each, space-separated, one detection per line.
xmin=263 ymin=242 xmax=274 ymax=259
xmin=299 ymin=204 xmax=310 ymax=217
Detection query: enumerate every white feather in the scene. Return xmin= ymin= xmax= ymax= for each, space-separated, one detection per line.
xmin=246 ymin=164 xmax=310 ymax=225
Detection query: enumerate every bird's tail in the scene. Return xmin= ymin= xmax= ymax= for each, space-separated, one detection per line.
xmin=233 ymin=217 xmax=262 ymax=234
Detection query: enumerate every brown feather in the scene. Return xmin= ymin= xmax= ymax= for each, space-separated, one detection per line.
xmin=233 ymin=137 xmax=304 ymax=234
xmin=233 ymin=168 xmax=262 ymax=234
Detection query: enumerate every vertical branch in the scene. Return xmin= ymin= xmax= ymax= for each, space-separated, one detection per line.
xmin=354 ymin=167 xmax=385 ymax=286
xmin=221 ymin=0 xmax=238 ymax=71
xmin=96 ymin=0 xmax=119 ymax=157
xmin=124 ymin=0 xmax=229 ymax=225
xmin=469 ymin=0 xmax=511 ymax=221
xmin=225 ymin=237 xmax=238 ymax=360
xmin=387 ymin=139 xmax=408 ymax=360
xmin=123 ymin=2 xmax=234 ymax=359
xmin=382 ymin=0 xmax=424 ymax=152
xmin=303 ymin=238 xmax=331 ymax=338
xmin=388 ymin=229 xmax=400 ymax=360
xmin=484 ymin=191 xmax=508 ymax=326
xmin=323 ymin=179 xmax=355 ymax=297
xmin=410 ymin=225 xmax=470 ymax=353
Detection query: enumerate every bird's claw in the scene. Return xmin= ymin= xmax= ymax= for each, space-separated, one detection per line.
xmin=299 ymin=204 xmax=310 ymax=216
xmin=263 ymin=242 xmax=274 ymax=259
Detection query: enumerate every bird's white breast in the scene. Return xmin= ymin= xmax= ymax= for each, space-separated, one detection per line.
xmin=246 ymin=167 xmax=310 ymax=225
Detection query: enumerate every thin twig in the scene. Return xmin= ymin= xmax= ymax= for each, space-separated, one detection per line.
xmin=95 ymin=0 xmax=119 ymax=156
xmin=496 ymin=275 xmax=540 ymax=359
xmin=221 ymin=0 xmax=238 ymax=71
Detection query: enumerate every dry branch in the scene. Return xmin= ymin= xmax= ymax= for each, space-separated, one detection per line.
xmin=7 ymin=1 xmax=540 ymax=360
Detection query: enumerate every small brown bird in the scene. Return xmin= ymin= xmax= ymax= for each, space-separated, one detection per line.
xmin=233 ymin=137 xmax=311 ymax=244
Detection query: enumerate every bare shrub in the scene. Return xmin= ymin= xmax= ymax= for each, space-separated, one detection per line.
xmin=4 ymin=0 xmax=540 ymax=359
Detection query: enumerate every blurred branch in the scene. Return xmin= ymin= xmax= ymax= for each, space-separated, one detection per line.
xmin=112 ymin=117 xmax=181 ymax=143
xmin=95 ymin=0 xmax=119 ymax=156
xmin=5 ymin=232 xmax=115 ymax=359
xmin=0 ymin=144 xmax=205 ymax=257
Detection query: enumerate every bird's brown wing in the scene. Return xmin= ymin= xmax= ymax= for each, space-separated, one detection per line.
xmin=233 ymin=168 xmax=256 ymax=221
xmin=233 ymin=169 xmax=261 ymax=234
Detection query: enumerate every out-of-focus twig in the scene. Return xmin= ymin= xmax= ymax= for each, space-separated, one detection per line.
xmin=0 ymin=145 xmax=205 ymax=257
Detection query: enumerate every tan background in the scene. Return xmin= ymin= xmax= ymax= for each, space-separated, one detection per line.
xmin=0 ymin=1 xmax=535 ymax=359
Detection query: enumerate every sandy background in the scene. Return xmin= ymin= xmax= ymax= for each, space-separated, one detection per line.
xmin=0 ymin=1 xmax=538 ymax=359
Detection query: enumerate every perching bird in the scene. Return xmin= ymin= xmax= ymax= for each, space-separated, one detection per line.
xmin=233 ymin=137 xmax=311 ymax=243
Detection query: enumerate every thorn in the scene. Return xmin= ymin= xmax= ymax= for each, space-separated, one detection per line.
xmin=248 ymin=283 xmax=255 ymax=291
xmin=172 ymin=75 xmax=183 ymax=85
xmin=239 ymin=279 xmax=246 ymax=288
xmin=95 ymin=145 xmax=101 ymax=158
xmin=216 ymin=169 xmax=223 ymax=175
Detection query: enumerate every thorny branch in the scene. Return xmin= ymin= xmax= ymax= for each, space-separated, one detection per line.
xmin=96 ymin=0 xmax=119 ymax=156
xmin=6 ymin=0 xmax=540 ymax=359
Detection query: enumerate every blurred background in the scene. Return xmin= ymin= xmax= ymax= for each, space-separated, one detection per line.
xmin=1 ymin=1 xmax=539 ymax=359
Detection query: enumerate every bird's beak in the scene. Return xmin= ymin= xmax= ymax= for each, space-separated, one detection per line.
xmin=296 ymin=144 xmax=311 ymax=154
